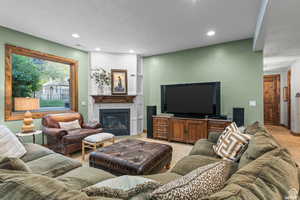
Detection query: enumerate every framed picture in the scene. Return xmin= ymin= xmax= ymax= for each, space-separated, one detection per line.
xmin=111 ymin=69 xmax=128 ymax=95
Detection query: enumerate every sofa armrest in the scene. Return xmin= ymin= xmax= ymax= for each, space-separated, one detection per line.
xmin=208 ymin=131 xmax=222 ymax=144
xmin=82 ymin=122 xmax=101 ymax=129
xmin=42 ymin=127 xmax=68 ymax=139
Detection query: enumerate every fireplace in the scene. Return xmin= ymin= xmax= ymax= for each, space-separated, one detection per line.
xmin=99 ymin=109 xmax=130 ymax=136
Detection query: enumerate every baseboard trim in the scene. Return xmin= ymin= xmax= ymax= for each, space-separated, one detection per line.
xmin=280 ymin=124 xmax=289 ymax=129
xmin=290 ymin=131 xmax=300 ymax=137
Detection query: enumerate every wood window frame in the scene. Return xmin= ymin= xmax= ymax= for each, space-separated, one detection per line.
xmin=5 ymin=44 xmax=78 ymax=121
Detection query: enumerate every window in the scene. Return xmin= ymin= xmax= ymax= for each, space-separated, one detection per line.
xmin=5 ymin=44 xmax=78 ymax=121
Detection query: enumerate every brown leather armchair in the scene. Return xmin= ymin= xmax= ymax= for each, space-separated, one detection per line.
xmin=42 ymin=112 xmax=103 ymax=155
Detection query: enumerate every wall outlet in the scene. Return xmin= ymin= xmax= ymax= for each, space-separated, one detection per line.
xmin=249 ymin=100 xmax=256 ymax=107
xmin=81 ymin=101 xmax=87 ymax=106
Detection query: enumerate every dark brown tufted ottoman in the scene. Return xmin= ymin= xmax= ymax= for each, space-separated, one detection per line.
xmin=89 ymin=139 xmax=173 ymax=175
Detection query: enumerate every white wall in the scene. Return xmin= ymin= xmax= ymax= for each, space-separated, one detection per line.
xmin=88 ymin=52 xmax=144 ymax=135
xmin=291 ymin=60 xmax=300 ymax=133
xmin=89 ymin=52 xmax=138 ymax=95
xmin=264 ymin=69 xmax=289 ymax=126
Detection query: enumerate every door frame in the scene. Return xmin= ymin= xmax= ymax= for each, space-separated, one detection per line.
xmin=263 ymin=74 xmax=281 ymax=125
xmin=288 ymin=70 xmax=291 ymax=129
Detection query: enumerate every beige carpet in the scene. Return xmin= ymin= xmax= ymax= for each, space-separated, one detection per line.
xmin=71 ymin=126 xmax=300 ymax=169
xmin=71 ymin=133 xmax=193 ymax=170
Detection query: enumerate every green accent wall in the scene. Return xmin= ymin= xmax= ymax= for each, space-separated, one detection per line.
xmin=143 ymin=39 xmax=263 ymax=126
xmin=0 ymin=26 xmax=89 ymax=144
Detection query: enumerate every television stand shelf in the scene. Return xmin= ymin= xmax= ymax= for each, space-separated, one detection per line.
xmin=152 ymin=116 xmax=231 ymax=144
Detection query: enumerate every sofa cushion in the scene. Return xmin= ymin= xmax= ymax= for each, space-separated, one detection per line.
xmin=143 ymin=172 xmax=182 ymax=185
xmin=0 ymin=125 xmax=26 ymax=158
xmin=57 ymin=166 xmax=115 ymax=190
xmin=151 ymin=161 xmax=231 ymax=200
xmin=213 ymin=122 xmax=251 ymax=161
xmin=171 ymin=155 xmax=221 ymax=176
xmin=82 ymin=176 xmax=161 ymax=200
xmin=0 ymin=169 xmax=96 ymax=200
xmin=206 ymin=148 xmax=299 ymax=200
xmin=243 ymin=121 xmax=261 ymax=135
xmin=189 ymin=139 xmax=219 ymax=157
xmin=9 ymin=158 xmax=32 ymax=172
xmin=239 ymin=128 xmax=279 ymax=168
xmin=208 ymin=132 xmax=222 ymax=143
xmin=21 ymin=143 xmax=54 ymax=163
xmin=26 ymin=153 xmax=81 ymax=177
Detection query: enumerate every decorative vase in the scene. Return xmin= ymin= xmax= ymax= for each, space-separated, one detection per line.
xmin=98 ymin=85 xmax=104 ymax=95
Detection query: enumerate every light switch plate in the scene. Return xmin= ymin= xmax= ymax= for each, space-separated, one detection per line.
xmin=249 ymin=100 xmax=256 ymax=107
xmin=81 ymin=101 xmax=86 ymax=106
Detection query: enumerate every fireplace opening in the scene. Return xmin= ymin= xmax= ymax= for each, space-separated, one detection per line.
xmin=99 ymin=109 xmax=130 ymax=136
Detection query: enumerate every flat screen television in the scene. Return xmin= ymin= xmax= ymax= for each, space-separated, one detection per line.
xmin=161 ymin=82 xmax=220 ymax=117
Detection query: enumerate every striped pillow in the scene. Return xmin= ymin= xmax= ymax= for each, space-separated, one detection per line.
xmin=213 ymin=122 xmax=251 ymax=161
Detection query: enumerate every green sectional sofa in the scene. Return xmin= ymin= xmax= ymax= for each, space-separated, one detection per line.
xmin=0 ymin=125 xmax=299 ymax=200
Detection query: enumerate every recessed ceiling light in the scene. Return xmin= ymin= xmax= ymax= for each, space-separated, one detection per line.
xmin=95 ymin=47 xmax=101 ymax=51
xmin=129 ymin=50 xmax=135 ymax=53
xmin=206 ymin=31 xmax=216 ymax=37
xmin=72 ymin=33 xmax=80 ymax=38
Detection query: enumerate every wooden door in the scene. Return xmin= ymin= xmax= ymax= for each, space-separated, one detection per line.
xmin=170 ymin=119 xmax=186 ymax=142
xmin=264 ymin=75 xmax=280 ymax=125
xmin=186 ymin=120 xmax=207 ymax=143
xmin=288 ymin=70 xmax=291 ymax=129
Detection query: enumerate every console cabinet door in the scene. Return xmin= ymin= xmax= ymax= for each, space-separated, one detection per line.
xmin=208 ymin=120 xmax=231 ymax=132
xmin=170 ymin=119 xmax=186 ymax=142
xmin=153 ymin=117 xmax=169 ymax=140
xmin=186 ymin=120 xmax=207 ymax=143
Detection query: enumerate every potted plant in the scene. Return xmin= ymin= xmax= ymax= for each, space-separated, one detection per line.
xmin=90 ymin=68 xmax=111 ymax=94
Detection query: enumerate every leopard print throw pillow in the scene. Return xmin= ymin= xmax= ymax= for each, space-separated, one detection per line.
xmin=151 ymin=161 xmax=230 ymax=200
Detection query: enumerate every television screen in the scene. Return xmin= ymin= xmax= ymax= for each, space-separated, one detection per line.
xmin=162 ymin=82 xmax=220 ymax=115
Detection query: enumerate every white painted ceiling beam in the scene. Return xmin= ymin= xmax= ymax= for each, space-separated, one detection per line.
xmin=253 ymin=0 xmax=270 ymax=51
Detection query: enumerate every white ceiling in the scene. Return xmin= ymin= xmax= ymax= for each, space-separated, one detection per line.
xmin=262 ymin=0 xmax=300 ymax=71
xmin=0 ymin=0 xmax=261 ymax=56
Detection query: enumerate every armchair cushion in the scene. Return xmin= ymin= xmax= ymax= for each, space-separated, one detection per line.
xmin=82 ymin=122 xmax=102 ymax=129
xmin=59 ymin=120 xmax=81 ymax=130
xmin=62 ymin=129 xmax=103 ymax=144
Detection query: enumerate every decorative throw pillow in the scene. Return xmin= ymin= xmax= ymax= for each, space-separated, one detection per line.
xmin=9 ymin=157 xmax=32 ymax=172
xmin=0 ymin=125 xmax=27 ymax=158
xmin=59 ymin=120 xmax=81 ymax=130
xmin=151 ymin=161 xmax=230 ymax=200
xmin=82 ymin=175 xmax=162 ymax=199
xmin=213 ymin=122 xmax=251 ymax=161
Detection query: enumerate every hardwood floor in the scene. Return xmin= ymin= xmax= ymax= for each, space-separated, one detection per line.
xmin=266 ymin=125 xmax=300 ymax=165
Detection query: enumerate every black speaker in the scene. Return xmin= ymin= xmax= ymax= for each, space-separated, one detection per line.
xmin=147 ymin=106 xmax=157 ymax=138
xmin=233 ymin=108 xmax=244 ymax=127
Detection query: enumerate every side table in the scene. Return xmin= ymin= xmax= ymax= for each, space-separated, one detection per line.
xmin=16 ymin=130 xmax=44 ymax=145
